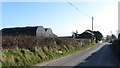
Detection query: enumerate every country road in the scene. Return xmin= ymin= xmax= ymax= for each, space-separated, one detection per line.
xmin=36 ymin=43 xmax=120 ymax=67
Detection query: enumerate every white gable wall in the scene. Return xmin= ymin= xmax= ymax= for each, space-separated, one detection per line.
xmin=36 ymin=26 xmax=56 ymax=37
xmin=36 ymin=26 xmax=45 ymax=37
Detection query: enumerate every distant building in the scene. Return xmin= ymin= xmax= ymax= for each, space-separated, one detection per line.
xmin=77 ymin=30 xmax=95 ymax=39
xmin=61 ymin=30 xmax=95 ymax=40
xmin=58 ymin=36 xmax=73 ymax=38
xmin=2 ymin=26 xmax=57 ymax=37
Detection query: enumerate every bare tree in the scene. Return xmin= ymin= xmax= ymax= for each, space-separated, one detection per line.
xmin=72 ymin=30 xmax=78 ymax=38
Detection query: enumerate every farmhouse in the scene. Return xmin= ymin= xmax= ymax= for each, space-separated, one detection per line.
xmin=77 ymin=30 xmax=95 ymax=39
xmin=61 ymin=30 xmax=95 ymax=39
xmin=2 ymin=26 xmax=57 ymax=37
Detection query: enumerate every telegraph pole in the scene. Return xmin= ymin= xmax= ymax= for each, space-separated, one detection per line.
xmin=92 ymin=17 xmax=94 ymax=42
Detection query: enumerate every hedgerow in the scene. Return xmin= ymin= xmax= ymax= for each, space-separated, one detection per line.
xmin=1 ymin=35 xmax=95 ymax=67
xmin=112 ymin=39 xmax=120 ymax=61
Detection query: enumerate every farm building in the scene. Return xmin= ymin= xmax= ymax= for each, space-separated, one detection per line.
xmin=77 ymin=31 xmax=95 ymax=39
xmin=1 ymin=26 xmax=57 ymax=37
xmin=61 ymin=30 xmax=95 ymax=39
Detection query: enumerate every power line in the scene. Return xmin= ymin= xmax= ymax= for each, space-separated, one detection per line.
xmin=66 ymin=0 xmax=95 ymax=38
xmin=66 ymin=0 xmax=91 ymax=18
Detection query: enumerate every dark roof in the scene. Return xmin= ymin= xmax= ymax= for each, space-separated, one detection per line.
xmin=78 ymin=32 xmax=94 ymax=39
xmin=59 ymin=36 xmax=72 ymax=38
xmin=2 ymin=26 xmax=39 ymax=36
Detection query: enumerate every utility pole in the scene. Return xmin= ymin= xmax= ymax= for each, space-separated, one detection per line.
xmin=92 ymin=17 xmax=94 ymax=43
xmin=110 ymin=31 xmax=112 ymax=35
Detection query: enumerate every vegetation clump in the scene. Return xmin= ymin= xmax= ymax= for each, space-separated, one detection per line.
xmin=112 ymin=39 xmax=120 ymax=61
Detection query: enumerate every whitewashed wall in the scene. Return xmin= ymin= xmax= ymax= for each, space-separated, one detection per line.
xmin=36 ymin=26 xmax=45 ymax=37
xmin=36 ymin=26 xmax=56 ymax=37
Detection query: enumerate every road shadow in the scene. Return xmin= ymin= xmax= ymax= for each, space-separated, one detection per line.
xmin=74 ymin=44 xmax=120 ymax=67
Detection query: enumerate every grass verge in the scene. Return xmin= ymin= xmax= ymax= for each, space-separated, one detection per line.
xmin=2 ymin=42 xmax=96 ymax=67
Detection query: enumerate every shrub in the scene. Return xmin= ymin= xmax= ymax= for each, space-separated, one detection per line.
xmin=112 ymin=39 xmax=120 ymax=61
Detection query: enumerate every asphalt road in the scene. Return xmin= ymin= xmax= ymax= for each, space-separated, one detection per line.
xmin=36 ymin=43 xmax=120 ymax=67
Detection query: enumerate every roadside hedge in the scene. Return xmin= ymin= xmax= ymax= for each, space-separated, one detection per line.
xmin=112 ymin=39 xmax=120 ymax=61
xmin=2 ymin=36 xmax=91 ymax=50
xmin=1 ymin=36 xmax=94 ymax=67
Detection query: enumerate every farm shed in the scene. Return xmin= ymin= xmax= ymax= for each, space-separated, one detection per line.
xmin=2 ymin=26 xmax=57 ymax=37
xmin=78 ymin=31 xmax=95 ymax=39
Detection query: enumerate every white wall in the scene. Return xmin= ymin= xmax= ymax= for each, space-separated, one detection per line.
xmin=36 ymin=26 xmax=56 ymax=37
xmin=36 ymin=26 xmax=45 ymax=37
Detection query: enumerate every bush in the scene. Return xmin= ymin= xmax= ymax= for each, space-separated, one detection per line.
xmin=112 ymin=39 xmax=120 ymax=61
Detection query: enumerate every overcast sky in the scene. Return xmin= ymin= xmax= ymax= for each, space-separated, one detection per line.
xmin=1 ymin=0 xmax=119 ymax=37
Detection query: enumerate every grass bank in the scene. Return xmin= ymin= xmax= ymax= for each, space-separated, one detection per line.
xmin=0 ymin=51 xmax=2 ymax=68
xmin=1 ymin=36 xmax=96 ymax=67
xmin=2 ymin=42 xmax=96 ymax=67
